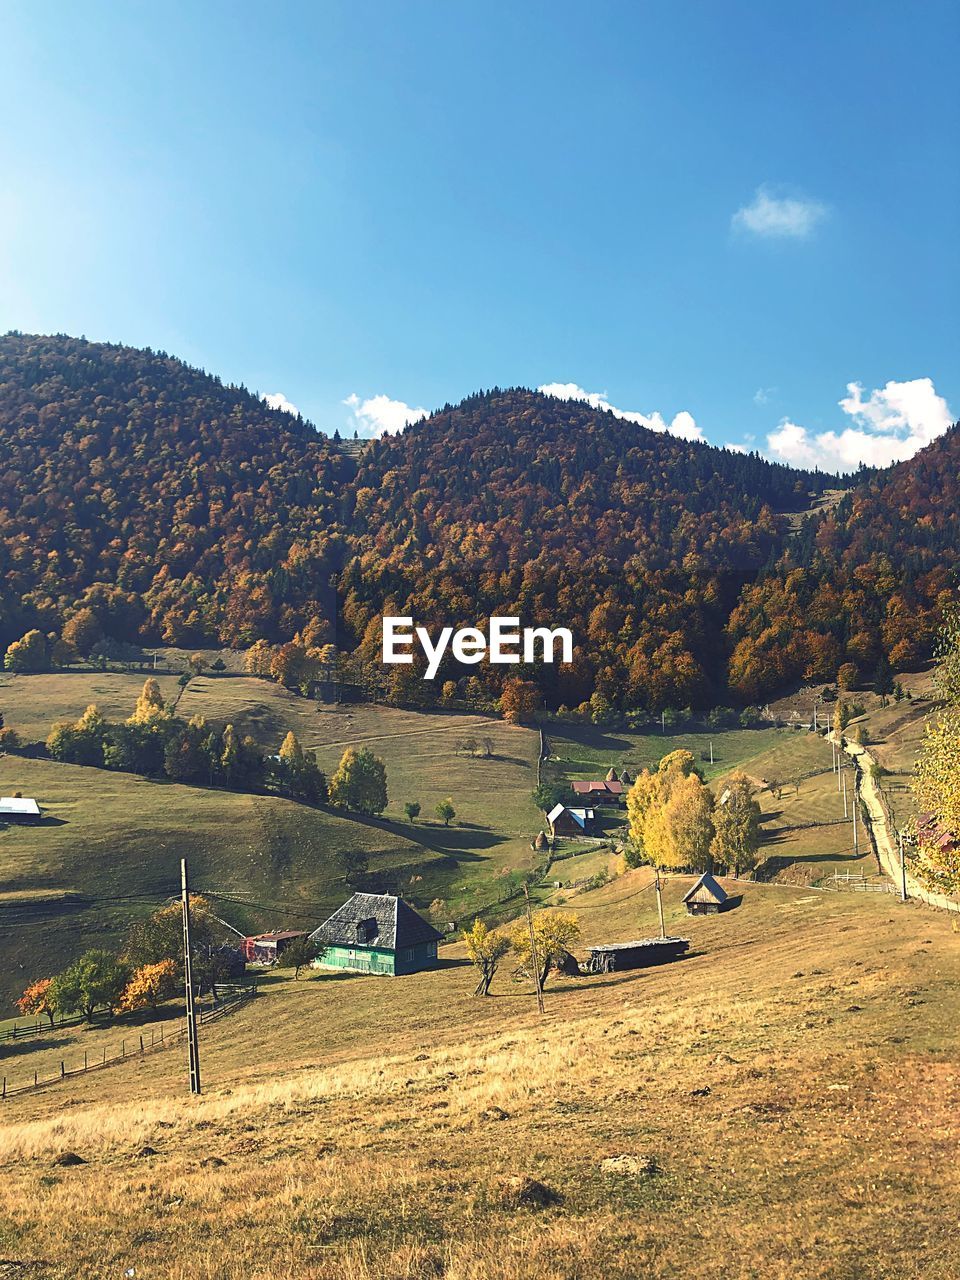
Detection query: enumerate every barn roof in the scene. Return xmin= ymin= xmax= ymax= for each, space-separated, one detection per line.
xmin=0 ymin=796 xmax=40 ymax=816
xmin=682 ymin=872 xmax=728 ymax=905
xmin=586 ymin=936 xmax=689 ymax=953
xmin=309 ymin=893 xmax=442 ymax=950
xmin=246 ymin=931 xmax=306 ymax=943
xmin=572 ymin=780 xmax=624 ymax=796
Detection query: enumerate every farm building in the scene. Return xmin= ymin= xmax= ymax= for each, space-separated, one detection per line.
xmin=682 ymin=873 xmax=729 ymax=915
xmin=585 ymin=936 xmax=690 ymax=973
xmin=548 ymin=803 xmax=595 ymax=837
xmin=571 ymin=779 xmax=624 ymax=803
xmin=0 ymin=795 xmax=41 ymax=823
xmin=242 ymin=930 xmax=307 ymax=964
xmin=309 ymin=893 xmax=442 ymax=976
xmin=917 ymin=812 xmax=959 ymax=860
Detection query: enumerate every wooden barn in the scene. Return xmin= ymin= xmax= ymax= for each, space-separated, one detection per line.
xmin=0 ymin=795 xmax=41 ymax=823
xmin=585 ymin=936 xmax=690 ymax=973
xmin=547 ymin=803 xmax=595 ymax=837
xmin=241 ymin=930 xmax=307 ymax=963
xmin=682 ymin=873 xmax=728 ymax=915
xmin=309 ymin=893 xmax=442 ymax=976
xmin=571 ymin=779 xmax=624 ymax=804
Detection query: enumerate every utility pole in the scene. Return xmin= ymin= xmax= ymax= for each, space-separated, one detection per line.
xmin=842 ymin=773 xmax=848 ymax=819
xmin=654 ymin=866 xmax=666 ymax=939
xmin=181 ymin=858 xmax=202 ymax=1095
xmin=709 ymin=740 xmax=714 ymax=765
xmin=523 ymin=884 xmax=545 ymax=1015
xmin=661 ymin=710 xmax=666 ymax=734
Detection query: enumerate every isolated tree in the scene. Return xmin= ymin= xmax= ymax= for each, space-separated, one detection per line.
xmin=404 ymin=800 xmax=421 ymax=823
xmin=124 ymin=897 xmax=217 ymax=974
xmin=626 ymin=748 xmax=707 ymax=867
xmin=499 ymin=679 xmax=542 ymax=725
xmin=329 ymin=746 xmax=388 ymax=814
xmin=118 ymin=959 xmax=178 ymax=1012
xmin=245 ymin=638 xmax=276 ymax=677
xmin=832 ymin=700 xmax=850 ymax=737
xmin=511 ymin=912 xmax=581 ymax=989
xmin=16 ymin=977 xmax=56 ymax=1026
xmin=462 ymin=918 xmax=511 ymax=995
xmin=435 ymin=797 xmax=456 ymax=826
xmin=710 ymin=772 xmax=761 ymax=877
xmin=129 ymin=677 xmax=166 ymax=725
xmin=275 ymin=936 xmax=319 ymax=979
xmin=188 ymin=653 xmax=208 ymax=676
xmin=873 ymin=653 xmax=895 ymax=706
xmin=4 ymin=629 xmax=48 ymax=672
xmin=62 ymin=608 xmax=103 ymax=657
xmin=837 ymin=662 xmax=859 ymax=692
xmin=50 ymin=950 xmax=130 ymax=1021
xmin=270 ymin=642 xmax=318 ymax=692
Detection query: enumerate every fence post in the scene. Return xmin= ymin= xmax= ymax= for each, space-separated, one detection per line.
xmin=2 ymin=1077 xmax=5 ymax=1099
xmin=139 ymin=1034 xmax=144 ymax=1054
xmin=121 ymin=1040 xmax=125 ymax=1058
xmin=84 ymin=1050 xmax=88 ymax=1071
xmin=60 ymin=1061 xmax=65 ymax=1078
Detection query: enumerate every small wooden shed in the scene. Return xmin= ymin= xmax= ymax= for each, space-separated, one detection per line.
xmin=585 ymin=936 xmax=690 ymax=973
xmin=682 ymin=873 xmax=728 ymax=915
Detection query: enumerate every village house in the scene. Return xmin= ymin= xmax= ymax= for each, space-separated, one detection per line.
xmin=571 ymin=779 xmax=625 ymax=804
xmin=309 ymin=892 xmax=442 ymax=976
xmin=241 ymin=930 xmax=307 ymax=964
xmin=547 ymin=803 xmax=596 ymax=837
xmin=683 ymin=872 xmax=729 ymax=915
xmin=0 ymin=795 xmax=41 ymax=823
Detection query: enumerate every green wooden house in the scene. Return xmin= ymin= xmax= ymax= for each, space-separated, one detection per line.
xmin=308 ymin=893 xmax=443 ymax=976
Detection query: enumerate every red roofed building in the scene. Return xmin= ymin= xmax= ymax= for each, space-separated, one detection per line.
xmin=242 ymin=930 xmax=308 ymax=964
xmin=571 ymin=779 xmax=624 ymax=804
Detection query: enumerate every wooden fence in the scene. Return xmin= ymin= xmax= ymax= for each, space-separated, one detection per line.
xmin=1 ymin=985 xmax=255 ymax=1101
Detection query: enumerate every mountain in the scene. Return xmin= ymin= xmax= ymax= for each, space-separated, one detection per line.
xmin=4 ymin=332 xmax=955 ymax=713
xmin=726 ymin=424 xmax=960 ymax=702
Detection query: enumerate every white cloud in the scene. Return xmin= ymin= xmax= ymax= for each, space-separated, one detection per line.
xmin=766 ymin=377 xmax=954 ymax=472
xmin=537 ymin=381 xmax=706 ymax=443
xmin=753 ymin=386 xmax=776 ymax=406
xmin=263 ymin=391 xmax=301 ymax=417
xmin=732 ymin=186 xmax=827 ymax=239
xmin=725 ymin=443 xmax=748 ymax=454
xmin=343 ymin=392 xmax=428 ymax=438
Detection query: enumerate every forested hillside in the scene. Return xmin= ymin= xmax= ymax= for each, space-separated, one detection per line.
xmin=726 ymin=425 xmax=960 ymax=702
xmin=1 ymin=333 xmax=957 ymax=713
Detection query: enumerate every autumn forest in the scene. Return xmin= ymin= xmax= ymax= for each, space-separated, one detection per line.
xmin=1 ymin=333 xmax=958 ymax=715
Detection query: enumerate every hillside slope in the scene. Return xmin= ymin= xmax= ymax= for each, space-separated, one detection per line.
xmin=1 ymin=334 xmax=841 ymax=711
xmin=727 ymin=423 xmax=960 ymax=701
xmin=2 ymin=876 xmax=958 ymax=1279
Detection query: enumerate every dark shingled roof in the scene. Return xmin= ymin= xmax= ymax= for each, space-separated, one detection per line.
xmin=309 ymin=893 xmax=442 ymax=950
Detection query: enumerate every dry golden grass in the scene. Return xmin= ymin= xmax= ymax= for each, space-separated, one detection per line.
xmin=1 ymin=875 xmax=958 ymax=1279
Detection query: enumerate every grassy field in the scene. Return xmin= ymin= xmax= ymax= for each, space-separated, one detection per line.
xmin=0 ymin=873 xmax=957 ymax=1279
xmin=544 ymin=722 xmax=786 ymax=787
xmin=0 ymin=672 xmax=544 ymax=1006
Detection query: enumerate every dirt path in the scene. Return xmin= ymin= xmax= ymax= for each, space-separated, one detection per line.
xmin=832 ymin=732 xmax=960 ymax=915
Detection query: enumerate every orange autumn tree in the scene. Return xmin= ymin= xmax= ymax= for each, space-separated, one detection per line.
xmin=118 ymin=959 xmax=178 ymax=1013
xmin=16 ymin=977 xmax=56 ymax=1027
xmin=499 ymin=679 xmax=542 ymax=725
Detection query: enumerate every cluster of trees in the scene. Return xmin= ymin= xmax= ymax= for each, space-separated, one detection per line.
xmin=45 ymin=678 xmax=265 ymax=790
xmin=626 ymin=750 xmax=762 ymax=877
xmin=462 ymin=912 xmax=581 ymax=996
xmin=15 ymin=896 xmax=240 ymax=1024
xmin=41 ymin=677 xmax=329 ymax=802
xmin=913 ymin=615 xmax=960 ymax=893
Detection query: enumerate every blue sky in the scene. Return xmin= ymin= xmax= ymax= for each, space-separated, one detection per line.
xmin=1 ymin=1 xmax=957 ymax=469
